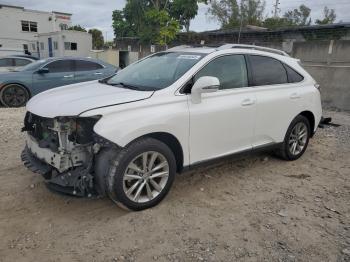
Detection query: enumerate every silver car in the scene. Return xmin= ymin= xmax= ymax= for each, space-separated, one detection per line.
xmin=0 ymin=55 xmax=37 ymax=73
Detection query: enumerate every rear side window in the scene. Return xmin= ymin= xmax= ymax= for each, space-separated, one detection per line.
xmin=249 ymin=55 xmax=288 ymax=86
xmin=46 ymin=60 xmax=74 ymax=73
xmin=195 ymin=55 xmax=248 ymax=90
xmin=75 ymin=60 xmax=103 ymax=71
xmin=14 ymin=58 xmax=31 ymax=66
xmin=0 ymin=58 xmax=13 ymax=67
xmin=285 ymin=64 xmax=304 ymax=83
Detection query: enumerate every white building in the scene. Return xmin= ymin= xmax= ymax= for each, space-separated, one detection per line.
xmin=37 ymin=31 xmax=92 ymax=58
xmin=0 ymin=4 xmax=92 ymax=58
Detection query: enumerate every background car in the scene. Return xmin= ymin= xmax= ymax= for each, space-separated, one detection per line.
xmin=0 ymin=57 xmax=118 ymax=107
xmin=0 ymin=55 xmax=38 ymax=73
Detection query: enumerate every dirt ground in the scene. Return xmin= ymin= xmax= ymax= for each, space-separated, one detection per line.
xmin=0 ymin=108 xmax=349 ymax=262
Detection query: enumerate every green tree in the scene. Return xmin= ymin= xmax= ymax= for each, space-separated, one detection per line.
xmin=88 ymin=29 xmax=104 ymax=49
xmin=208 ymin=0 xmax=265 ymax=29
xmin=283 ymin=4 xmax=311 ymax=26
xmin=263 ymin=17 xmax=292 ymax=29
xmin=315 ymin=6 xmax=336 ymax=25
xmin=169 ymin=0 xmax=199 ymax=32
xmin=68 ymin=25 xmax=87 ymax=32
xmin=112 ymin=0 xmax=189 ymax=45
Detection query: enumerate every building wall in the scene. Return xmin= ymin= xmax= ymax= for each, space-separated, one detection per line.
xmin=0 ymin=5 xmax=71 ymax=56
xmin=89 ymin=49 xmax=119 ymax=66
xmin=37 ymin=31 xmax=92 ymax=58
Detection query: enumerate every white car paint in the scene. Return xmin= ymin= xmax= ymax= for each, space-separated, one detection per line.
xmin=26 ymin=46 xmax=322 ymax=167
xmin=27 ymin=80 xmax=154 ymax=117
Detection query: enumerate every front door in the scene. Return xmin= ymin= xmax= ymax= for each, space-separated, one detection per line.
xmin=33 ymin=59 xmax=76 ymax=93
xmin=188 ymin=55 xmax=256 ymax=164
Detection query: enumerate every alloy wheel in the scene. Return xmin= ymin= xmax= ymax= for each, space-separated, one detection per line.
xmin=1 ymin=84 xmax=28 ymax=107
xmin=123 ymin=151 xmax=169 ymax=203
xmin=288 ymin=122 xmax=308 ymax=155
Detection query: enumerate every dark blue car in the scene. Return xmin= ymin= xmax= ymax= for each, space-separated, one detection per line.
xmin=0 ymin=57 xmax=117 ymax=107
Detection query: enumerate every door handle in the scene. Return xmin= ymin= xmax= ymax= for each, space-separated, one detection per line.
xmin=290 ymin=93 xmax=300 ymax=99
xmin=63 ymin=74 xmax=74 ymax=78
xmin=94 ymin=72 xmax=103 ymax=75
xmin=241 ymin=98 xmax=255 ymax=106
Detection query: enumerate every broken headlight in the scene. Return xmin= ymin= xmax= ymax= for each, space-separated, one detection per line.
xmin=68 ymin=115 xmax=102 ymax=144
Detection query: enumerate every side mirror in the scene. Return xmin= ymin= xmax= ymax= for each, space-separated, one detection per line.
xmin=37 ymin=67 xmax=49 ymax=74
xmin=191 ymin=76 xmax=220 ymax=104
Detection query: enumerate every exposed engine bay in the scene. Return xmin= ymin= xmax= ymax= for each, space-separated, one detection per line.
xmin=21 ymin=112 xmax=112 ymax=197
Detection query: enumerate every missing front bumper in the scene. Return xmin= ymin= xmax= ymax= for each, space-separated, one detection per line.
xmin=21 ymin=146 xmax=97 ymax=197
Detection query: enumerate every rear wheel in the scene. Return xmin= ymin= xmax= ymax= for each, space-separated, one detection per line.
xmin=0 ymin=84 xmax=29 ymax=107
xmin=105 ymin=138 xmax=176 ymax=211
xmin=275 ymin=115 xmax=310 ymax=161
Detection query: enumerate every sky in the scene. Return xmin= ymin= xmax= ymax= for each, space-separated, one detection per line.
xmin=1 ymin=0 xmax=350 ymax=41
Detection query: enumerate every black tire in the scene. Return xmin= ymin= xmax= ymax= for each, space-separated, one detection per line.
xmin=275 ymin=115 xmax=311 ymax=161
xmin=104 ymin=138 xmax=176 ymax=211
xmin=0 ymin=84 xmax=29 ymax=107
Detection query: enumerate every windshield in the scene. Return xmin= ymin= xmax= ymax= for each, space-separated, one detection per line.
xmin=20 ymin=59 xmax=47 ymax=71
xmin=107 ymin=52 xmax=206 ymax=91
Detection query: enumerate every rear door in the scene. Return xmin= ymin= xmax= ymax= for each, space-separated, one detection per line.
xmin=73 ymin=60 xmax=106 ymax=83
xmin=188 ymin=54 xmax=256 ymax=164
xmin=247 ymin=55 xmax=304 ymax=147
xmin=32 ymin=59 xmax=76 ymax=93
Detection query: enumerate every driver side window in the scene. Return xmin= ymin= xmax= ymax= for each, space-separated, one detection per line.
xmin=195 ymin=55 xmax=248 ymax=90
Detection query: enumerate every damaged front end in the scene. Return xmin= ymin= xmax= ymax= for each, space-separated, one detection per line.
xmin=21 ymin=112 xmax=114 ymax=197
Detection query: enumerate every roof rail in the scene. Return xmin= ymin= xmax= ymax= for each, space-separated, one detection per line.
xmin=217 ymin=44 xmax=290 ymax=57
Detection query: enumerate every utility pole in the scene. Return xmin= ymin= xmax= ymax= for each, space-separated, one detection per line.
xmin=238 ymin=0 xmax=245 ymax=43
xmin=273 ymin=0 xmax=280 ymax=18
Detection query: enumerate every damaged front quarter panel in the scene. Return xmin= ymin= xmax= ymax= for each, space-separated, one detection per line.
xmin=21 ymin=112 xmax=119 ymax=197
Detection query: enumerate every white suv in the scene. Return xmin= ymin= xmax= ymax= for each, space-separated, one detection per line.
xmin=22 ymin=44 xmax=322 ymax=210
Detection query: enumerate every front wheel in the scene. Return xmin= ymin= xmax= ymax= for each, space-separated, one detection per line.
xmin=276 ymin=115 xmax=311 ymax=161
xmin=105 ymin=138 xmax=176 ymax=211
xmin=0 ymin=84 xmax=29 ymax=107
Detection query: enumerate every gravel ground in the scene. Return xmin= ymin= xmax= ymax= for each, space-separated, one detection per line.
xmin=0 ymin=108 xmax=349 ymax=262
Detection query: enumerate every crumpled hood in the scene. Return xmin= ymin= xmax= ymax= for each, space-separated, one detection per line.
xmin=26 ymin=80 xmax=154 ymax=118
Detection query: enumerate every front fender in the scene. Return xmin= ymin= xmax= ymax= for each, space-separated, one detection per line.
xmin=90 ymin=95 xmax=190 ymax=166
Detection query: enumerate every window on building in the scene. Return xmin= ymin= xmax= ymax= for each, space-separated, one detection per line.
xmin=40 ymin=42 xmax=45 ymax=50
xmin=29 ymin=21 xmax=37 ymax=32
xmin=75 ymin=60 xmax=103 ymax=71
xmin=53 ymin=41 xmax=58 ymax=50
xmin=59 ymin=23 xmax=68 ymax=30
xmin=249 ymin=55 xmax=288 ymax=86
xmin=64 ymin=42 xmax=78 ymax=51
xmin=31 ymin=43 xmax=36 ymax=51
xmin=21 ymin=21 xmax=38 ymax=32
xmin=195 ymin=55 xmax=248 ymax=90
